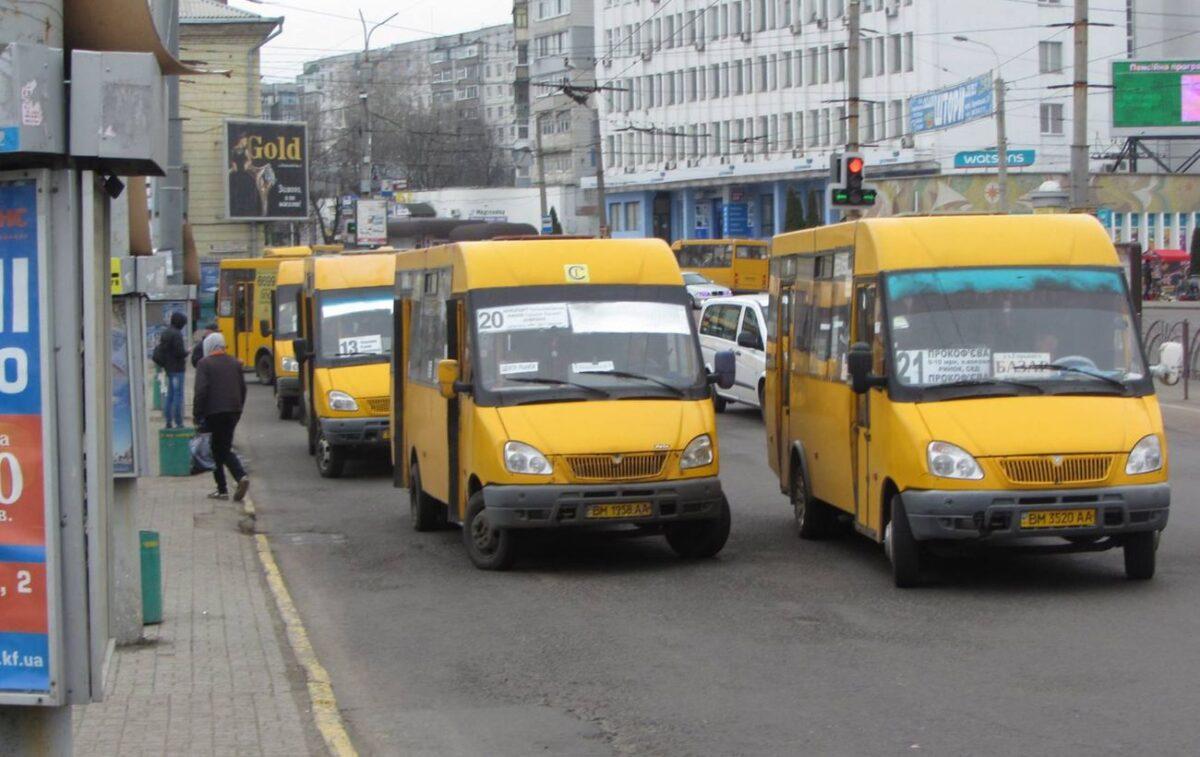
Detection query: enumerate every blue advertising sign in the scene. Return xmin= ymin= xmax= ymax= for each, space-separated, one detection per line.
xmin=722 ymin=203 xmax=750 ymax=237
xmin=909 ymin=74 xmax=994 ymax=134
xmin=0 ymin=178 xmax=54 ymax=698
xmin=953 ymin=149 xmax=1037 ymax=168
xmin=0 ymin=128 xmax=19 ymax=154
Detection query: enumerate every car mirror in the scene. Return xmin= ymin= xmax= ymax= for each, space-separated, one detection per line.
xmin=710 ymin=350 xmax=736 ymax=390
xmin=437 ymin=358 xmax=460 ymax=399
xmin=737 ymin=332 xmax=762 ymax=350
xmin=847 ymin=341 xmax=885 ymax=394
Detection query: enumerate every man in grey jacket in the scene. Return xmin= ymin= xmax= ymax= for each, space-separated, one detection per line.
xmin=194 ymin=332 xmax=250 ymax=501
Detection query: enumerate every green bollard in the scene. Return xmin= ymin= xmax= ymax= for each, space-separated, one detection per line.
xmin=159 ymin=427 xmax=195 ymax=476
xmin=140 ymin=530 xmax=163 ymax=625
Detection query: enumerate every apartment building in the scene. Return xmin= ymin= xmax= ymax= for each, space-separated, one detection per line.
xmin=592 ymin=0 xmax=1197 ymax=245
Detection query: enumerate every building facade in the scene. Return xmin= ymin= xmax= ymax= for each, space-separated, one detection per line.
xmin=592 ymin=0 xmax=1198 ymax=244
xmin=260 ymin=82 xmax=302 ymax=122
xmin=179 ymin=0 xmax=281 ymax=257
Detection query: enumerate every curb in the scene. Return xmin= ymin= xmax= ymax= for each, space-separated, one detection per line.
xmin=243 ymin=496 xmax=358 ymax=757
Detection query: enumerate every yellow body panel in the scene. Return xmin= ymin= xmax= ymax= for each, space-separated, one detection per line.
xmin=765 ymin=215 xmax=1168 ymax=541
xmin=273 ymin=259 xmax=305 ymax=379
xmin=392 ymin=238 xmax=720 ymax=523
xmin=671 ymin=238 xmax=769 ymax=292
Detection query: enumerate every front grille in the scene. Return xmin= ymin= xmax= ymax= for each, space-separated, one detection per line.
xmin=998 ymin=455 xmax=1113 ymax=485
xmin=566 ymin=452 xmax=667 ymax=481
xmin=365 ymin=397 xmax=390 ymax=415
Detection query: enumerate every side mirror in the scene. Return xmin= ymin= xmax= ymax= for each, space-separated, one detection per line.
xmin=437 ymin=358 xmax=461 ymax=399
xmin=736 ymin=332 xmax=762 ymax=350
xmin=847 ymin=341 xmax=885 ymax=394
xmin=259 ymin=318 xmax=271 ymax=337
xmin=292 ymin=338 xmax=310 ymax=362
xmin=710 ymin=350 xmax=736 ymax=390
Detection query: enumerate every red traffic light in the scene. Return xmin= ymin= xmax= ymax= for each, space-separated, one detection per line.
xmin=847 ymin=157 xmax=864 ymax=175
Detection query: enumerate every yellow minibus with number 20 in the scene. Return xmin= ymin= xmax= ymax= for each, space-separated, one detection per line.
xmin=391 ymin=238 xmax=737 ymax=570
xmin=764 ymin=214 xmax=1170 ymax=587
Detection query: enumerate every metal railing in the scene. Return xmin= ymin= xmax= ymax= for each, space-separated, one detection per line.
xmin=1142 ymin=318 xmax=1193 ymax=398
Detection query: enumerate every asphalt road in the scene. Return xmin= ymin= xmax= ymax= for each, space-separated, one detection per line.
xmin=238 ymin=385 xmax=1200 ymax=756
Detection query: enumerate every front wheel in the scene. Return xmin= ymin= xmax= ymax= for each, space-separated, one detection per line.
xmin=463 ymin=492 xmax=517 ymax=570
xmin=256 ymin=353 xmax=274 ymax=385
xmin=885 ymin=495 xmax=923 ymax=588
xmin=793 ymin=463 xmax=834 ymax=540
xmin=315 ymin=430 xmax=345 ymax=478
xmin=664 ymin=497 xmax=731 ymax=558
xmin=1123 ymin=531 xmax=1157 ymax=580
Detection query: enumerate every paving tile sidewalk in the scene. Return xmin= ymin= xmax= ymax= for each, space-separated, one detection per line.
xmin=71 ymin=476 xmax=318 ymax=756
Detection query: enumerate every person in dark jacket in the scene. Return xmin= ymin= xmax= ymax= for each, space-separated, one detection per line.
xmin=194 ymin=332 xmax=250 ymax=501
xmin=154 ymin=312 xmax=190 ymax=428
xmin=191 ymin=322 xmax=218 ymax=369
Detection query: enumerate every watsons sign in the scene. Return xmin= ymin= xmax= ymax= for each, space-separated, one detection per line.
xmin=954 ymin=149 xmax=1037 ymax=168
xmin=909 ymin=74 xmax=994 ymax=134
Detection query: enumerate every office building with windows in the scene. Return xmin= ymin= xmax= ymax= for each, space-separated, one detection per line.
xmin=592 ymin=0 xmax=1197 ymax=246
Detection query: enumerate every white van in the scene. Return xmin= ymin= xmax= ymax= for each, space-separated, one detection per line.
xmin=698 ymin=294 xmax=767 ymax=412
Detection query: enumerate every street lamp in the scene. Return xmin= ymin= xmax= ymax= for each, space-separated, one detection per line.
xmin=954 ymin=35 xmax=1009 ymax=213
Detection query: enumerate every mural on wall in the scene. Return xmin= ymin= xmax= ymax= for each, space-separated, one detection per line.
xmin=864 ymin=173 xmax=1199 ymax=217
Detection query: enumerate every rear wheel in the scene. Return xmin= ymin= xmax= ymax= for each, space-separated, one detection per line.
xmin=757 ymin=382 xmax=765 ymax=414
xmin=1123 ymin=531 xmax=1157 ymax=580
xmin=665 ymin=497 xmax=731 ymax=558
xmin=255 ymin=353 xmax=274 ymax=385
xmin=793 ymin=462 xmax=834 ymax=540
xmin=306 ymin=413 xmax=317 ymax=455
xmin=409 ymin=463 xmax=446 ymax=532
xmin=463 ymin=492 xmax=517 ymax=570
xmin=885 ymin=495 xmax=923 ymax=588
xmin=315 ymin=430 xmax=345 ymax=478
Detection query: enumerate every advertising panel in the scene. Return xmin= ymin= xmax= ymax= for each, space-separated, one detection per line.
xmin=0 ymin=177 xmax=57 ymax=702
xmin=355 ymin=199 xmax=388 ymax=246
xmin=953 ymin=149 xmax=1036 ymax=169
xmin=224 ymin=120 xmax=309 ymax=221
xmin=908 ymin=74 xmax=994 ymax=134
xmin=1112 ymin=60 xmax=1200 ymax=137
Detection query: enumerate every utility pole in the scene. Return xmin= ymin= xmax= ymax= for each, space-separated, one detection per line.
xmin=1070 ymin=0 xmax=1090 ymax=210
xmin=535 ymin=112 xmax=548 ymax=224
xmin=357 ymin=11 xmax=397 ymax=198
xmin=844 ymin=0 xmax=862 ymax=221
xmin=592 ymin=106 xmax=608 ymax=237
xmin=954 ymin=35 xmax=1008 ymax=212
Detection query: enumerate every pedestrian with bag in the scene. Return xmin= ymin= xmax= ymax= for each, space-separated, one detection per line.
xmin=194 ymin=331 xmax=251 ymax=501
xmin=152 ymin=311 xmax=190 ymax=429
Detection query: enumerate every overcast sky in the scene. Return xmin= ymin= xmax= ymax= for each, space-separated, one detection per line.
xmin=229 ymin=0 xmax=514 ymax=81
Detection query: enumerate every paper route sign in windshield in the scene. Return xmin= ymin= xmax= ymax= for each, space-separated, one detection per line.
xmin=896 ymin=347 xmax=991 ymax=385
xmin=476 ymin=301 xmax=691 ymax=335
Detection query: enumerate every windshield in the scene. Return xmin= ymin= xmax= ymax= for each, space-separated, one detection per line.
xmin=471 ymin=288 xmax=706 ymax=406
xmin=317 ymin=286 xmax=393 ymax=362
xmin=884 ymin=267 xmax=1150 ymax=398
xmin=682 ymin=273 xmax=711 ymax=286
xmin=275 ymin=284 xmax=299 ymax=340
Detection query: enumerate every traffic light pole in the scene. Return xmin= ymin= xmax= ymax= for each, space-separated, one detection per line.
xmin=844 ymin=0 xmax=862 ymax=220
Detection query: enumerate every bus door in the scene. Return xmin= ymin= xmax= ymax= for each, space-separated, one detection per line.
xmin=852 ymin=280 xmax=880 ymax=532
xmin=234 ymin=280 xmax=255 ymax=363
xmin=769 ymin=261 xmax=794 ymax=477
xmin=446 ymin=296 xmax=465 ymax=524
xmin=391 ymin=284 xmax=410 ymax=489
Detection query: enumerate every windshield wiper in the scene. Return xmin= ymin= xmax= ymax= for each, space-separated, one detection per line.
xmin=504 ymin=376 xmax=610 ymax=397
xmin=332 ymin=351 xmax=385 ymax=359
xmin=580 ymin=369 xmax=686 ymax=397
xmin=1018 ymin=363 xmax=1128 ymax=391
xmin=928 ymin=378 xmax=1045 ymax=393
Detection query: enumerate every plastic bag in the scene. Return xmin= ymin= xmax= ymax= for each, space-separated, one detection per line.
xmin=190 ymin=432 xmax=215 ymax=473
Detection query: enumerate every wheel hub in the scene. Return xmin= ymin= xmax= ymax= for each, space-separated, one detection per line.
xmin=471 ymin=514 xmax=498 ymax=554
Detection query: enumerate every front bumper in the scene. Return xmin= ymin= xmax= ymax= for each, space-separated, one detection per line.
xmin=275 ymin=376 xmax=300 ymax=399
xmin=481 ymin=476 xmax=726 ymax=529
xmin=902 ymin=483 xmax=1170 ymax=542
xmin=318 ymin=416 xmax=389 ymax=448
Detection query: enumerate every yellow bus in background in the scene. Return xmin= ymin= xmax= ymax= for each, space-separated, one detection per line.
xmin=216 ymin=245 xmax=315 ymax=383
xmin=764 ymin=215 xmax=1169 ymax=587
xmin=294 ymin=253 xmax=394 ymax=477
xmin=271 ymin=259 xmax=304 ymax=420
xmin=671 ymin=239 xmax=769 ymax=292
xmin=391 ymin=238 xmax=735 ymax=570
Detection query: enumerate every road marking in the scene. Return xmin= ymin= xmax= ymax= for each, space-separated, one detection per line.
xmin=244 ymin=496 xmax=358 ymax=757
xmin=1161 ymin=402 xmax=1200 ymax=415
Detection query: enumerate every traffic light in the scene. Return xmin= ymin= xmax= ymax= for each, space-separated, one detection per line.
xmin=827 ymin=151 xmax=877 ymax=209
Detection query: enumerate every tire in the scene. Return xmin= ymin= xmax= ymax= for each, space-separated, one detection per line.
xmin=665 ymin=497 xmax=731 ymax=559
xmin=306 ymin=414 xmax=317 ymax=456
xmin=409 ymin=463 xmax=446 ymax=532
xmin=885 ymin=495 xmax=923 ymax=588
xmin=792 ymin=461 xmax=835 ymax=540
xmin=315 ymin=430 xmax=345 ymax=478
xmin=256 ymin=353 xmax=274 ymax=385
xmin=1123 ymin=531 xmax=1157 ymax=580
xmin=276 ymin=398 xmax=294 ymax=420
xmin=713 ymin=392 xmax=727 ymax=413
xmin=462 ymin=492 xmax=517 ymax=570
xmin=757 ymin=382 xmax=765 ymax=415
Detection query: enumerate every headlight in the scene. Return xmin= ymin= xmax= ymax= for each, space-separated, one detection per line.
xmin=504 ymin=441 xmax=551 ymax=475
xmin=327 ymin=390 xmax=358 ymax=411
xmin=680 ymin=434 xmax=714 ymax=470
xmin=926 ymin=441 xmax=983 ymax=480
xmin=1126 ymin=434 xmax=1162 ymax=475
xmin=281 ymin=356 xmax=299 ymax=373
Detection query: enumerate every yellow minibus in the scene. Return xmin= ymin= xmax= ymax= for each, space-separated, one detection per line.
xmin=671 ymin=238 xmax=769 ymax=292
xmin=271 ymin=259 xmax=304 ymax=419
xmin=216 ymin=245 xmax=314 ymax=382
xmin=764 ymin=215 xmax=1170 ymax=586
xmin=293 ymin=253 xmax=395 ymax=477
xmin=391 ymin=238 xmax=736 ymax=570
